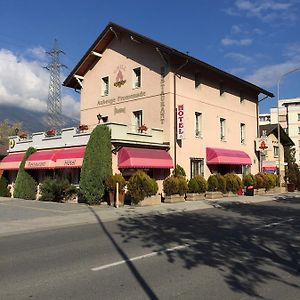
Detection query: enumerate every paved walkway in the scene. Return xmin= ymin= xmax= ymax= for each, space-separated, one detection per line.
xmin=0 ymin=192 xmax=298 ymax=237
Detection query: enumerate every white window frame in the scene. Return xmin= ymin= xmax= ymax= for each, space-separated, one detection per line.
xmin=133 ymin=67 xmax=141 ymax=89
xmin=240 ymin=123 xmax=245 ymax=144
xmin=298 ymin=113 xmax=300 ymax=121
xmin=195 ymin=112 xmax=202 ymax=138
xmin=220 ymin=118 xmax=226 ymax=141
xmin=133 ymin=110 xmax=143 ymax=132
xmin=101 ymin=76 xmax=109 ymax=96
xmin=190 ymin=158 xmax=204 ymax=178
xmin=273 ymin=146 xmax=279 ymax=158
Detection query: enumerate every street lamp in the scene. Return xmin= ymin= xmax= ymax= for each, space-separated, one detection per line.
xmin=277 ymin=66 xmax=300 ymax=187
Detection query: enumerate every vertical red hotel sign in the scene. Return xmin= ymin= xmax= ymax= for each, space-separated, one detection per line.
xmin=177 ymin=104 xmax=184 ymax=139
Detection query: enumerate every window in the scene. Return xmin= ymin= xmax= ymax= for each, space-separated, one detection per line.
xmin=101 ymin=76 xmax=109 ymax=96
xmin=240 ymin=123 xmax=245 ymax=144
xmin=195 ymin=73 xmax=201 ymax=88
xmin=298 ymin=127 xmax=300 ymax=134
xmin=298 ymin=114 xmax=300 ymax=121
xmin=219 ymin=82 xmax=225 ymax=96
xmin=133 ymin=110 xmax=143 ymax=132
xmin=242 ymin=165 xmax=250 ymax=176
xmin=273 ymin=146 xmax=279 ymax=157
xmin=240 ymin=92 xmax=244 ymax=102
xmin=133 ymin=67 xmax=141 ymax=88
xmin=195 ymin=112 xmax=202 ymax=137
xmin=220 ymin=118 xmax=226 ymax=141
xmin=190 ymin=158 xmax=204 ymax=178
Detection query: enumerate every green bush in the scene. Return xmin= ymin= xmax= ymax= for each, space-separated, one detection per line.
xmin=207 ymin=175 xmax=218 ymax=192
xmin=188 ymin=177 xmax=199 ymax=193
xmin=243 ymin=174 xmax=256 ymax=187
xmin=163 ymin=175 xmax=179 ymax=196
xmin=127 ymin=171 xmax=158 ymax=204
xmin=254 ymin=173 xmax=266 ymax=189
xmin=0 ymin=176 xmax=10 ymax=197
xmin=285 ymin=163 xmax=300 ymax=187
xmin=194 ymin=176 xmax=207 ymax=193
xmin=79 ymin=125 xmax=112 ymax=205
xmin=224 ymin=173 xmax=241 ymax=193
xmin=105 ymin=173 xmax=126 ymax=192
xmin=172 ymin=164 xmax=186 ymax=177
xmin=40 ymin=178 xmax=73 ymax=202
xmin=215 ymin=173 xmax=226 ymax=193
xmin=14 ymin=147 xmax=38 ymax=200
xmin=177 ymin=176 xmax=188 ymax=196
xmin=264 ymin=173 xmax=277 ymax=190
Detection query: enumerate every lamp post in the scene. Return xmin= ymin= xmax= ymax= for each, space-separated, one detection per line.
xmin=277 ymin=66 xmax=300 ymax=187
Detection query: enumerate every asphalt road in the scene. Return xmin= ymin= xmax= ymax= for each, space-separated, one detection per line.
xmin=0 ymin=196 xmax=299 ymax=299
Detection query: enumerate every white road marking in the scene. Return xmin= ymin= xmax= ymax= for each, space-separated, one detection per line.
xmin=254 ymin=218 xmax=294 ymax=230
xmin=91 ymin=244 xmax=190 ymax=272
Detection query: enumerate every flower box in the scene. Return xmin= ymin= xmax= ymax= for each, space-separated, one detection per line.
xmin=164 ymin=194 xmax=185 ymax=203
xmin=205 ymin=191 xmax=223 ymax=199
xmin=79 ymin=124 xmax=88 ymax=131
xmin=138 ymin=124 xmax=148 ymax=133
xmin=46 ymin=129 xmax=56 ymax=137
xmin=186 ymin=193 xmax=205 ymax=201
xmin=137 ymin=194 xmax=161 ymax=206
xmin=19 ymin=132 xmax=28 ymax=139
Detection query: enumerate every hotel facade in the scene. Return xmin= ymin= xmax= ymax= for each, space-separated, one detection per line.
xmin=1 ymin=23 xmax=274 ymax=193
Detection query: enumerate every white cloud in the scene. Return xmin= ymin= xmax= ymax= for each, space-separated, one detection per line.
xmin=221 ymin=38 xmax=253 ymax=46
xmin=246 ymin=61 xmax=300 ymax=88
xmin=26 ymin=46 xmax=47 ymax=61
xmin=62 ymin=95 xmax=80 ymax=119
xmin=225 ymin=52 xmax=254 ymax=64
xmin=0 ymin=48 xmax=79 ymax=118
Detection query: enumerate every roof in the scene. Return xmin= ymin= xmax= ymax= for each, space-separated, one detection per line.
xmin=63 ymin=22 xmax=274 ymax=98
xmin=259 ymin=124 xmax=294 ymax=147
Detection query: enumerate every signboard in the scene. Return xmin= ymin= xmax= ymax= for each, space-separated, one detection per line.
xmin=177 ymin=104 xmax=184 ymax=140
xmin=255 ymin=136 xmax=268 ymax=152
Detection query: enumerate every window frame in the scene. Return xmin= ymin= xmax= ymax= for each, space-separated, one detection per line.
xmin=133 ymin=67 xmax=141 ymax=89
xmin=240 ymin=123 xmax=246 ymax=144
xmin=220 ymin=118 xmax=226 ymax=141
xmin=190 ymin=158 xmax=204 ymax=178
xmin=195 ymin=112 xmax=202 ymax=138
xmin=101 ymin=76 xmax=109 ymax=96
xmin=133 ymin=110 xmax=143 ymax=132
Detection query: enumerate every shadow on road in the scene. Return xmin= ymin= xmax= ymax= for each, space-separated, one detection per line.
xmin=116 ymin=195 xmax=300 ymax=298
xmin=87 ymin=206 xmax=159 ymax=300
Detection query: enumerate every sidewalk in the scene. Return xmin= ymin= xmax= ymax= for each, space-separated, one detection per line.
xmin=0 ymin=192 xmax=296 ymax=237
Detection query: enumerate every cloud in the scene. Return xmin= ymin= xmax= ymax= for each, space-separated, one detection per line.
xmin=284 ymin=42 xmax=300 ymax=60
xmin=26 ymin=47 xmax=47 ymax=61
xmin=225 ymin=52 xmax=254 ymax=64
xmin=246 ymin=61 xmax=300 ymax=88
xmin=221 ymin=38 xmax=253 ymax=46
xmin=226 ymin=0 xmax=298 ymax=22
xmin=0 ymin=48 xmax=79 ymax=118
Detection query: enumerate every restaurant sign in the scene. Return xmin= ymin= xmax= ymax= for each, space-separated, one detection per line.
xmin=177 ymin=104 xmax=184 ymax=140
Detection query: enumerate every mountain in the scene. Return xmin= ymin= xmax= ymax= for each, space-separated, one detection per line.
xmin=0 ymin=105 xmax=78 ymax=133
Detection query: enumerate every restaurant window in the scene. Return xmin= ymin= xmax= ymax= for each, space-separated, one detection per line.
xmin=240 ymin=123 xmax=245 ymax=144
xmin=242 ymin=165 xmax=250 ymax=176
xmin=273 ymin=146 xmax=279 ymax=158
xmin=190 ymin=158 xmax=204 ymax=178
xmin=220 ymin=118 xmax=226 ymax=141
xmin=133 ymin=67 xmax=141 ymax=89
xmin=133 ymin=110 xmax=143 ymax=132
xmin=195 ymin=112 xmax=202 ymax=138
xmin=101 ymin=76 xmax=109 ymax=96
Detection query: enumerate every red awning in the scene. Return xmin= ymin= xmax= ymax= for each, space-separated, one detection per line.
xmin=55 ymin=147 xmax=85 ymax=168
xmin=25 ymin=149 xmax=58 ymax=169
xmin=206 ymin=147 xmax=251 ymax=165
xmin=118 ymin=147 xmax=173 ymax=169
xmin=0 ymin=152 xmax=25 ymax=170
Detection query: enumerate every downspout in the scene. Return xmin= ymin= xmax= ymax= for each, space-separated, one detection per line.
xmin=173 ymin=59 xmax=189 ymax=167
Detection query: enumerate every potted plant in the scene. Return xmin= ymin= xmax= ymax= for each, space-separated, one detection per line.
xmin=163 ymin=175 xmax=185 ymax=203
xmin=138 ymin=124 xmax=148 ymax=133
xmin=254 ymin=173 xmax=266 ymax=195
xmin=79 ymin=124 xmax=89 ymax=132
xmin=105 ymin=173 xmax=126 ymax=206
xmin=46 ymin=129 xmax=56 ymax=137
xmin=186 ymin=175 xmax=207 ymax=201
xmin=243 ymin=174 xmax=256 ymax=196
xmin=19 ymin=132 xmax=28 ymax=139
xmin=206 ymin=175 xmax=223 ymax=199
xmin=224 ymin=173 xmax=242 ymax=196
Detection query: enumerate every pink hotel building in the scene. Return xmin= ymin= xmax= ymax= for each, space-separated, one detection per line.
xmin=1 ymin=23 xmax=274 ymax=191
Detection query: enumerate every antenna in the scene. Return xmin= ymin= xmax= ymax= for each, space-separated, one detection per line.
xmin=44 ymin=39 xmax=67 ymax=130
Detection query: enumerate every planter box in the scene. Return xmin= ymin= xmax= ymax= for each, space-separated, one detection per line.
xmin=254 ymin=188 xmax=265 ymax=195
xmin=287 ymin=183 xmax=295 ymax=192
xmin=186 ymin=193 xmax=205 ymax=201
xmin=138 ymin=194 xmax=161 ymax=206
xmin=274 ymin=186 xmax=286 ymax=193
xmin=164 ymin=194 xmax=185 ymax=203
xmin=205 ymin=191 xmax=223 ymax=199
xmin=223 ymin=192 xmax=238 ymax=198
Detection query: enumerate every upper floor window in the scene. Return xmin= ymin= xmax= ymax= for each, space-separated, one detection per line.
xmin=298 ymin=127 xmax=300 ymax=134
xmin=195 ymin=73 xmax=201 ymax=89
xmin=273 ymin=146 xmax=279 ymax=158
xmin=240 ymin=123 xmax=245 ymax=144
xmin=298 ymin=114 xmax=300 ymax=121
xmin=195 ymin=112 xmax=202 ymax=138
xmin=133 ymin=67 xmax=141 ymax=89
xmin=220 ymin=118 xmax=226 ymax=141
xmin=133 ymin=110 xmax=143 ymax=132
xmin=101 ymin=76 xmax=109 ymax=96
xmin=240 ymin=91 xmax=244 ymax=102
xmin=219 ymin=82 xmax=225 ymax=96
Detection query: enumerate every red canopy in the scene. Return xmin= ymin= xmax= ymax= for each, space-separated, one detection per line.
xmin=118 ymin=147 xmax=173 ymax=169
xmin=206 ymin=147 xmax=251 ymax=165
xmin=0 ymin=152 xmax=25 ymax=170
xmin=55 ymin=147 xmax=85 ymax=168
xmin=25 ymin=149 xmax=58 ymax=169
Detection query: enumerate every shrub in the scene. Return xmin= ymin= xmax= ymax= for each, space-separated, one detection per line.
xmin=254 ymin=173 xmax=266 ymax=189
xmin=224 ymin=173 xmax=242 ymax=193
xmin=264 ymin=173 xmax=277 ymax=190
xmin=215 ymin=173 xmax=226 ymax=193
xmin=243 ymin=174 xmax=256 ymax=187
xmin=0 ymin=176 xmax=10 ymax=197
xmin=207 ymin=175 xmax=218 ymax=192
xmin=163 ymin=175 xmax=179 ymax=196
xmin=14 ymin=147 xmax=37 ymax=200
xmin=188 ymin=177 xmax=199 ymax=193
xmin=177 ymin=176 xmax=188 ymax=196
xmin=105 ymin=173 xmax=126 ymax=192
xmin=40 ymin=178 xmax=72 ymax=202
xmin=79 ymin=125 xmax=112 ymax=205
xmin=127 ymin=171 xmax=157 ymax=204
xmin=172 ymin=164 xmax=186 ymax=177
xmin=285 ymin=163 xmax=300 ymax=187
xmin=194 ymin=176 xmax=207 ymax=193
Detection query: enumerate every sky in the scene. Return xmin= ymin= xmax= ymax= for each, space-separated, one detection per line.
xmin=0 ymin=0 xmax=300 ymax=119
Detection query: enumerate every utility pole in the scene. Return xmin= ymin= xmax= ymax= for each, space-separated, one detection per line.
xmin=44 ymin=39 xmax=67 ymax=129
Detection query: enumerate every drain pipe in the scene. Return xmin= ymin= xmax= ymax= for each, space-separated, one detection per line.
xmin=173 ymin=59 xmax=189 ymax=167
